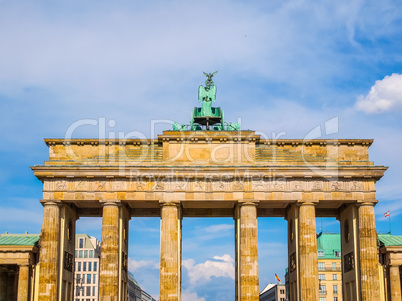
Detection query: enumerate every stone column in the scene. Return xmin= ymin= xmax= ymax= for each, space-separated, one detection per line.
xmin=38 ymin=200 xmax=61 ymax=301
xmin=99 ymin=200 xmax=121 ymax=301
xmin=298 ymin=202 xmax=319 ymax=301
xmin=17 ymin=265 xmax=30 ymax=301
xmin=235 ymin=201 xmax=259 ymax=301
xmin=358 ymin=202 xmax=380 ymax=301
xmin=389 ymin=265 xmax=401 ymax=301
xmin=160 ymin=202 xmax=182 ymax=301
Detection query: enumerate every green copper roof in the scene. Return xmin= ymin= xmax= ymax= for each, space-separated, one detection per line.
xmin=317 ymin=233 xmax=341 ymax=259
xmin=378 ymin=234 xmax=402 ymax=246
xmin=0 ymin=234 xmax=40 ymax=246
xmin=128 ymin=271 xmax=139 ymax=286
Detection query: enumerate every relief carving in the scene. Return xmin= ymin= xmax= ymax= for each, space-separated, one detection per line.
xmin=194 ymin=181 xmax=205 ymax=191
xmin=312 ymin=181 xmax=323 ymax=190
xmin=95 ymin=181 xmax=106 ymax=190
xmin=154 ymin=181 xmax=165 ymax=191
xmin=136 ymin=181 xmax=146 ymax=191
xmin=252 ymin=179 xmax=266 ymax=190
xmin=344 ymin=251 xmax=355 ymax=273
xmin=114 ymin=181 xmax=125 ymax=191
xmin=272 ymin=180 xmax=285 ymax=191
xmin=289 ymin=252 xmax=296 ymax=273
xmin=75 ymin=181 xmax=86 ymax=191
xmin=55 ymin=180 xmax=67 ymax=190
xmin=233 ymin=181 xmax=244 ymax=190
xmin=213 ymin=180 xmax=226 ymax=191
xmin=330 ymin=181 xmax=343 ymax=190
xmin=350 ymin=181 xmax=362 ymax=190
xmin=293 ymin=181 xmax=303 ymax=190
xmin=64 ymin=251 xmax=73 ymax=272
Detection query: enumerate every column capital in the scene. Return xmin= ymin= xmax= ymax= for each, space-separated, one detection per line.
xmin=99 ymin=199 xmax=121 ymax=207
xmin=237 ymin=200 xmax=259 ymax=207
xmin=40 ymin=199 xmax=62 ymax=207
xmin=159 ymin=201 xmax=181 ymax=207
xmin=356 ymin=200 xmax=378 ymax=207
xmin=296 ymin=200 xmax=318 ymax=207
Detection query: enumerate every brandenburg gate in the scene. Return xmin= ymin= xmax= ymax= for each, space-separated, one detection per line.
xmin=32 ymin=73 xmax=387 ymax=300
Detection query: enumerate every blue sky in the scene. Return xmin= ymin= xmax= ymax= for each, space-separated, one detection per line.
xmin=1 ymin=0 xmax=402 ymax=300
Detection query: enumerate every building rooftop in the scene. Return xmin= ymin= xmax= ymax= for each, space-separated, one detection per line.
xmin=316 ymin=232 xmax=341 ymax=259
xmin=76 ymin=233 xmax=99 ymax=249
xmin=260 ymin=283 xmax=285 ymax=295
xmin=0 ymin=234 xmax=40 ymax=246
xmin=378 ymin=233 xmax=402 ymax=247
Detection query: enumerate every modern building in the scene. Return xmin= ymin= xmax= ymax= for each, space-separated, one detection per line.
xmin=316 ymin=232 xmax=343 ymax=301
xmin=378 ymin=233 xmax=402 ymax=301
xmin=259 ymin=283 xmax=286 ymax=301
xmin=0 ymin=233 xmax=40 ymax=301
xmin=74 ymin=234 xmax=101 ymax=301
xmin=127 ymin=271 xmax=142 ymax=300
xmin=127 ymin=271 xmax=156 ymax=301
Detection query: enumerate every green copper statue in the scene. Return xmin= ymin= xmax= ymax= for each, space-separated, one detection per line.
xmin=172 ymin=71 xmax=240 ymax=131
xmin=198 ymin=71 xmax=218 ymax=116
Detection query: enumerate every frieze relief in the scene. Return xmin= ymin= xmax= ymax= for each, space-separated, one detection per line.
xmin=233 ymin=181 xmax=244 ymax=191
xmin=45 ymin=178 xmax=367 ymax=193
xmin=252 ymin=179 xmax=266 ymax=191
xmin=213 ymin=180 xmax=227 ymax=191
xmin=349 ymin=181 xmax=363 ymax=191
xmin=95 ymin=180 xmax=107 ymax=191
xmin=330 ymin=181 xmax=344 ymax=191
xmin=311 ymin=181 xmax=323 ymax=190
xmin=55 ymin=180 xmax=67 ymax=190
xmin=193 ymin=180 xmax=205 ymax=191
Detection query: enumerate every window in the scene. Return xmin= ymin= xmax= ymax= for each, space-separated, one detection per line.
xmin=84 ymin=250 xmax=88 ymax=258
xmin=77 ymin=262 xmax=81 ymax=272
xmin=86 ymin=286 xmax=91 ymax=297
xmin=334 ymin=297 xmax=338 ymax=301
xmin=79 ymin=250 xmax=83 ymax=258
xmin=89 ymin=250 xmax=93 ymax=258
xmin=333 ymin=285 xmax=338 ymax=294
xmin=75 ymin=250 xmax=78 ymax=258
xmin=93 ymin=286 xmax=96 ymax=296
xmin=319 ymin=285 xmax=326 ymax=294
xmin=332 ymin=262 xmax=337 ymax=270
xmin=79 ymin=238 xmax=84 ymax=248
xmin=88 ymin=262 xmax=92 ymax=271
xmin=332 ymin=274 xmax=337 ymax=280
xmin=318 ymin=262 xmax=325 ymax=270
xmin=319 ymin=274 xmax=326 ymax=280
xmin=334 ymin=251 xmax=341 ymax=257
xmin=93 ymin=274 xmax=96 ymax=284
xmin=280 ymin=289 xmax=285 ymax=294
xmin=87 ymin=274 xmax=91 ymax=284
xmin=93 ymin=262 xmax=97 ymax=271
xmin=318 ymin=251 xmax=324 ymax=257
xmin=82 ymin=274 xmax=85 ymax=283
xmin=83 ymin=262 xmax=87 ymax=272
xmin=319 ymin=297 xmax=327 ymax=301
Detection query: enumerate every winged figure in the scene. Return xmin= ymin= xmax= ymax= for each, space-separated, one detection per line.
xmin=198 ymin=71 xmax=218 ymax=116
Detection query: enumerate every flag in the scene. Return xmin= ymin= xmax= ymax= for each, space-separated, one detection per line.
xmin=384 ymin=211 xmax=390 ymax=217
xmin=275 ymin=273 xmax=281 ymax=282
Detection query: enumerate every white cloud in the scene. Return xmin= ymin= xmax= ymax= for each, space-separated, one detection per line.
xmin=355 ymin=73 xmax=402 ymax=114
xmin=182 ymin=290 xmax=206 ymax=301
xmin=182 ymin=254 xmax=235 ymax=284
xmin=204 ymin=224 xmax=233 ymax=233
xmin=128 ymin=259 xmax=158 ymax=272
